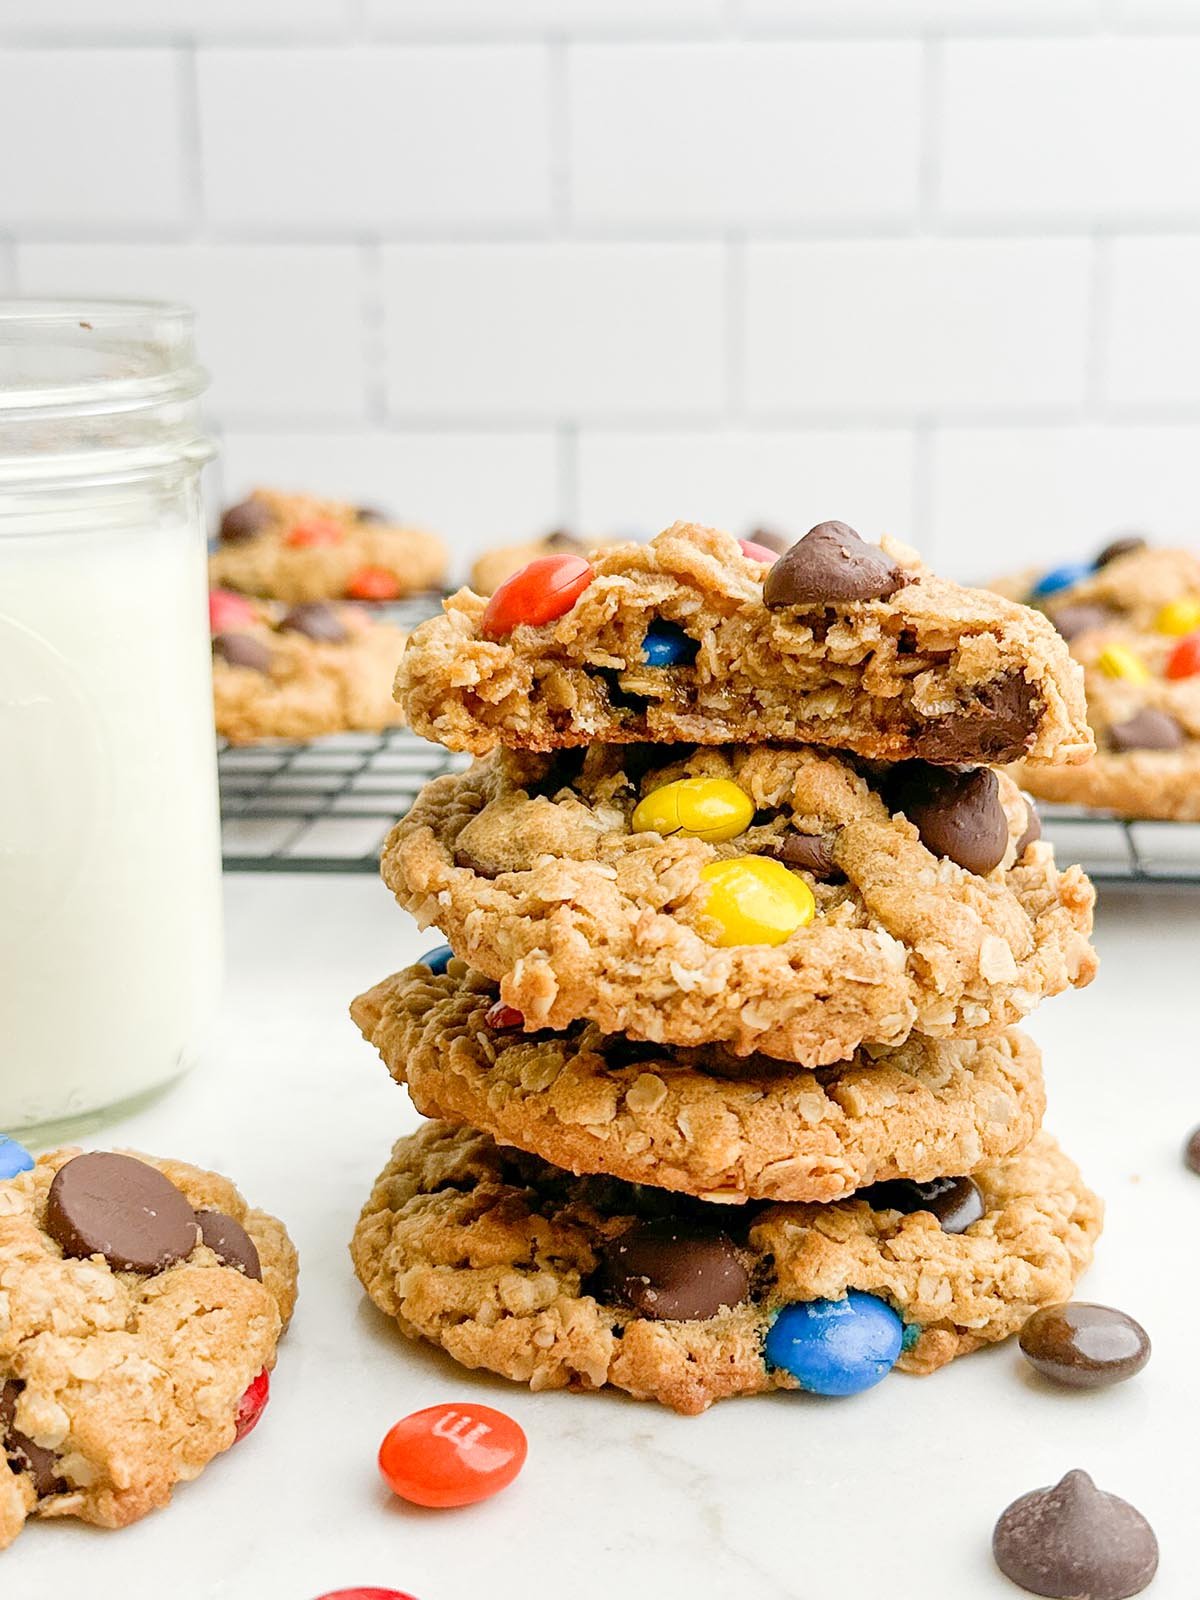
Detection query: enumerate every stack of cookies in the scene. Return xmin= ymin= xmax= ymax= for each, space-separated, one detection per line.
xmin=350 ymin=521 xmax=1104 ymax=1414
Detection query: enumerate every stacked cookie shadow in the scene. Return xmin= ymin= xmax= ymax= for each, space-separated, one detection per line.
xmin=350 ymin=520 xmax=1104 ymax=1414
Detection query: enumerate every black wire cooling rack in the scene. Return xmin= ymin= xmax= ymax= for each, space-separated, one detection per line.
xmin=218 ymin=735 xmax=1200 ymax=884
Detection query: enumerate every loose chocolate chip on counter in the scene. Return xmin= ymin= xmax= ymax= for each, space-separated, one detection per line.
xmin=213 ymin=631 xmax=273 ymax=674
xmin=279 ymin=602 xmax=349 ymax=644
xmin=993 ymin=1469 xmax=1158 ymax=1599
xmin=219 ymin=498 xmax=272 ymax=543
xmin=0 ymin=1381 xmax=64 ymax=1498
xmin=762 ymin=830 xmax=842 ymax=880
xmin=745 ymin=527 xmax=790 ymax=554
xmin=1015 ymin=796 xmax=1042 ymax=857
xmin=862 ymin=1175 xmax=984 ymax=1235
xmin=1108 ymin=709 xmax=1184 ymax=753
xmin=1019 ymin=1303 xmax=1150 ymax=1390
xmin=763 ymin=521 xmax=910 ymax=607
xmin=197 ymin=1210 xmax=263 ymax=1281
xmin=1049 ymin=603 xmax=1115 ymax=642
xmin=46 ymin=1153 xmax=199 ymax=1275
xmin=887 ymin=763 xmax=1010 ymax=876
xmin=920 ymin=673 xmax=1040 ymax=765
xmin=1184 ymin=1126 xmax=1200 ymax=1174
xmin=1095 ymin=533 xmax=1149 ymax=568
xmin=597 ymin=1218 xmax=750 ymax=1322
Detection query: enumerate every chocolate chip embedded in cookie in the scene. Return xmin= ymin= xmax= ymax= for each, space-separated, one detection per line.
xmin=351 ymin=964 xmax=1048 ymax=1203
xmin=350 ymin=1122 xmax=1101 ymax=1415
xmin=401 ymin=522 xmax=1091 ymax=767
xmin=0 ymin=1147 xmax=297 ymax=1548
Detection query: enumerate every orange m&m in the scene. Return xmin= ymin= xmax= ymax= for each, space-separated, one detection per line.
xmin=378 ymin=1402 xmax=527 ymax=1508
xmin=480 ymin=554 xmax=594 ymax=641
xmin=285 ymin=517 xmax=344 ymax=548
xmin=346 ymin=566 xmax=402 ymax=601
xmin=1165 ymin=633 xmax=1200 ymax=680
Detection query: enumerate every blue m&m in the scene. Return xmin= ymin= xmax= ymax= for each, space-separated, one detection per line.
xmin=765 ymin=1292 xmax=903 ymax=1396
xmin=641 ymin=620 xmax=698 ymax=668
xmin=0 ymin=1137 xmax=34 ymax=1180
xmin=1030 ymin=562 xmax=1094 ymax=600
xmin=421 ymin=945 xmax=454 ymax=975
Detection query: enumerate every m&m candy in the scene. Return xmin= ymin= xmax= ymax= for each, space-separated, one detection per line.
xmin=698 ymin=856 xmax=816 ymax=946
xmin=765 ymin=1293 xmax=904 ymax=1396
xmin=739 ymin=538 xmax=779 ymax=564
xmin=1030 ymin=561 xmax=1094 ymax=600
xmin=346 ymin=566 xmax=402 ymax=601
xmin=285 ymin=518 xmax=344 ymax=549
xmin=641 ymin=620 xmax=699 ymax=667
xmin=484 ymin=1001 xmax=524 ymax=1030
xmin=632 ymin=778 xmax=755 ymax=844
xmin=480 ymin=554 xmax=594 ymax=641
xmin=209 ymin=588 xmax=256 ymax=633
xmin=314 ymin=1591 xmax=418 ymax=1599
xmin=1154 ymin=598 xmax=1200 ymax=636
xmin=1165 ymin=633 xmax=1200 ymax=680
xmin=421 ymin=944 xmax=454 ymax=975
xmin=0 ymin=1137 xmax=34 ymax=1180
xmin=378 ymin=1403 xmax=527 ymax=1508
xmin=233 ymin=1369 xmax=270 ymax=1442
xmin=1096 ymin=643 xmax=1150 ymax=684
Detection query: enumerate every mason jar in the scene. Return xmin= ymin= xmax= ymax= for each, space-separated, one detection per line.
xmin=0 ymin=300 xmax=221 ymax=1135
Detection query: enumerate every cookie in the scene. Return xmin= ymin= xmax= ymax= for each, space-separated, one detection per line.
xmin=0 ymin=1147 xmax=298 ymax=1547
xmin=210 ymin=590 xmax=407 ymax=745
xmin=350 ymin=1121 xmax=1101 ymax=1414
xmin=380 ymin=743 xmax=1096 ymax=1064
xmin=352 ymin=962 xmax=1047 ymax=1203
xmin=398 ymin=521 xmax=1092 ymax=767
xmin=210 ymin=487 xmax=447 ymax=603
xmin=469 ymin=529 xmax=623 ymax=597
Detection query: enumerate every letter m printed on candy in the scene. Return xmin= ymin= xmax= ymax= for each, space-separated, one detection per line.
xmin=378 ymin=1403 xmax=527 ymax=1508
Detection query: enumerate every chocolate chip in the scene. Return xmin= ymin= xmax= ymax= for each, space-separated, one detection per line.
xmin=544 ymin=528 xmax=588 ymax=553
xmin=1184 ymin=1126 xmax=1200 ymax=1174
xmin=196 ymin=1210 xmax=263 ymax=1281
xmin=279 ymin=602 xmax=349 ymax=644
xmin=356 ymin=505 xmax=390 ymax=524
xmin=993 ymin=1469 xmax=1158 ymax=1599
xmin=46 ymin=1153 xmax=199 ymax=1276
xmin=763 ymin=521 xmax=909 ymax=608
xmin=1048 ymin=603 xmax=1114 ymax=642
xmin=220 ymin=498 xmax=272 ymax=543
xmin=213 ymin=631 xmax=272 ymax=674
xmin=1095 ymin=533 xmax=1148 ymax=568
xmin=763 ymin=830 xmax=841 ymax=880
xmin=746 ymin=527 xmax=790 ymax=554
xmin=1019 ymin=1303 xmax=1150 ymax=1390
xmin=887 ymin=763 xmax=1010 ymax=875
xmin=1108 ymin=708 xmax=1184 ymax=753
xmin=0 ymin=1381 xmax=63 ymax=1498
xmin=1015 ymin=797 xmax=1041 ymax=858
xmin=597 ymin=1219 xmax=749 ymax=1322
xmin=919 ymin=672 xmax=1040 ymax=765
xmin=862 ymin=1175 xmax=984 ymax=1234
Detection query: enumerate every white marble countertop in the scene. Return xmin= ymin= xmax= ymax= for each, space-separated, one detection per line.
xmin=16 ymin=873 xmax=1195 ymax=1600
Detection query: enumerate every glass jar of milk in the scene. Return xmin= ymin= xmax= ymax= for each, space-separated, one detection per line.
xmin=0 ymin=301 xmax=221 ymax=1134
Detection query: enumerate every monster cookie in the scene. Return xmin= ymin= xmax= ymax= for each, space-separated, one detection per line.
xmin=350 ymin=1121 xmax=1101 ymax=1415
xmin=397 ymin=521 xmax=1091 ymax=766
xmin=0 ymin=1146 xmax=298 ymax=1547
xmin=470 ymin=529 xmax=624 ymax=598
xmin=351 ymin=963 xmax=1047 ymax=1203
xmin=210 ymin=589 xmax=407 ymax=744
xmin=210 ymin=487 xmax=447 ymax=603
xmin=381 ymin=743 xmax=1095 ymax=1064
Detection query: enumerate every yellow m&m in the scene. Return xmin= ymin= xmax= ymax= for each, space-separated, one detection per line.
xmin=632 ymin=778 xmax=755 ymax=844
xmin=1155 ymin=598 xmax=1200 ymax=637
xmin=698 ymin=856 xmax=816 ymax=946
xmin=1096 ymin=643 xmax=1151 ymax=684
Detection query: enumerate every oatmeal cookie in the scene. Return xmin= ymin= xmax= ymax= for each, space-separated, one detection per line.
xmin=210 ymin=590 xmax=407 ymax=744
xmin=352 ymin=962 xmax=1046 ymax=1203
xmin=399 ymin=521 xmax=1091 ymax=766
xmin=0 ymin=1147 xmax=298 ymax=1547
xmin=470 ymin=529 xmax=623 ymax=597
xmin=210 ymin=487 xmax=446 ymax=603
xmin=380 ymin=743 xmax=1096 ymax=1064
xmin=351 ymin=1121 xmax=1100 ymax=1414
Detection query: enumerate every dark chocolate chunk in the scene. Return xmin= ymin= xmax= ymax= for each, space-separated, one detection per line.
xmin=1095 ymin=533 xmax=1148 ymax=568
xmin=887 ymin=763 xmax=1010 ymax=875
xmin=0 ymin=1381 xmax=64 ymax=1498
xmin=919 ymin=672 xmax=1040 ymax=765
xmin=1108 ymin=708 xmax=1184 ymax=753
xmin=197 ymin=1210 xmax=262 ymax=1281
xmin=1015 ymin=797 xmax=1042 ymax=857
xmin=46 ymin=1153 xmax=199 ymax=1276
xmin=219 ymin=498 xmax=272 ymax=543
xmin=597 ymin=1218 xmax=749 ymax=1322
xmin=213 ymin=631 xmax=272 ymax=674
xmin=763 ymin=830 xmax=841 ymax=880
xmin=763 ymin=521 xmax=909 ymax=607
xmin=745 ymin=527 xmax=790 ymax=554
xmin=279 ymin=602 xmax=349 ymax=644
xmin=1184 ymin=1125 xmax=1200 ymax=1174
xmin=1019 ymin=1303 xmax=1150 ymax=1390
xmin=993 ymin=1469 xmax=1158 ymax=1599
xmin=862 ymin=1175 xmax=984 ymax=1234
xmin=1048 ymin=602 xmax=1114 ymax=642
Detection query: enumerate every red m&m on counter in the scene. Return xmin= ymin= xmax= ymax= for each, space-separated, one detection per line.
xmin=481 ymin=554 xmax=594 ymax=640
xmin=378 ymin=1402 xmax=527 ymax=1508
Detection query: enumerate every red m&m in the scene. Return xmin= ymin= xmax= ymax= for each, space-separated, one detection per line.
xmin=378 ymin=1402 xmax=527 ymax=1508
xmin=1165 ymin=633 xmax=1200 ymax=680
xmin=285 ymin=518 xmax=344 ymax=549
xmin=484 ymin=1001 xmax=524 ymax=1030
xmin=209 ymin=588 xmax=256 ymax=633
xmin=346 ymin=565 xmax=403 ymax=601
xmin=233 ymin=1368 xmax=270 ymax=1442
xmin=480 ymin=554 xmax=594 ymax=641
xmin=314 ymin=1590 xmax=418 ymax=1599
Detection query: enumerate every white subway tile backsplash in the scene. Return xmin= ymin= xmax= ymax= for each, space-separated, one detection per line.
xmin=568 ymin=42 xmax=921 ymax=228
xmin=1104 ymin=237 xmax=1200 ymax=409
xmin=0 ymin=50 xmax=188 ymax=231
xmin=0 ymin=0 xmax=352 ymax=39
xmin=217 ymin=430 xmax=561 ymax=573
xmin=16 ymin=244 xmax=370 ymax=422
xmin=197 ymin=47 xmax=551 ymax=232
xmin=381 ymin=244 xmax=726 ymax=419
xmin=577 ymin=428 xmax=916 ymax=542
xmin=744 ymin=239 xmax=1091 ymax=416
xmin=940 ymin=38 xmax=1200 ymax=223
xmin=368 ymin=0 xmax=723 ymax=34
xmin=738 ymin=0 xmax=1100 ymax=29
